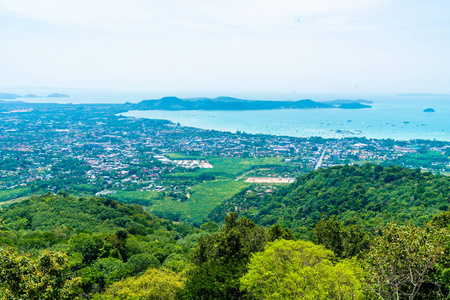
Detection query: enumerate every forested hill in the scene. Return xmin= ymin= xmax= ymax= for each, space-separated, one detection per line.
xmin=1 ymin=193 xmax=196 ymax=235
xmin=133 ymin=96 xmax=371 ymax=110
xmin=208 ymin=164 xmax=450 ymax=237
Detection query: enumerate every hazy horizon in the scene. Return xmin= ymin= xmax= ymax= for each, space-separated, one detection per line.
xmin=1 ymin=1 xmax=449 ymax=96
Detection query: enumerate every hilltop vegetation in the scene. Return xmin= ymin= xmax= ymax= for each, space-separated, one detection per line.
xmin=209 ymin=164 xmax=450 ymax=238
xmin=134 ymin=96 xmax=333 ymax=110
xmin=0 ymin=193 xmax=201 ymax=298
xmin=3 ymin=164 xmax=450 ymax=298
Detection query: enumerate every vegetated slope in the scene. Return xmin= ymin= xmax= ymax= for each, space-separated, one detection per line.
xmin=149 ymin=180 xmax=250 ymax=225
xmin=1 ymin=193 xmax=193 ymax=235
xmin=134 ymin=96 xmax=333 ymax=110
xmin=0 ymin=193 xmax=201 ymax=297
xmin=208 ymin=164 xmax=450 ymax=237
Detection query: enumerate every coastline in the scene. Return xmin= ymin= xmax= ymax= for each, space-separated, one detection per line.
xmin=120 ymin=107 xmax=450 ymax=142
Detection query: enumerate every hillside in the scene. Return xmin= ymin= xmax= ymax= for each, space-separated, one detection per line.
xmin=1 ymin=193 xmax=195 ymax=235
xmin=208 ymin=164 xmax=450 ymax=237
xmin=134 ymin=96 xmax=338 ymax=110
xmin=0 ymin=193 xmax=202 ymax=296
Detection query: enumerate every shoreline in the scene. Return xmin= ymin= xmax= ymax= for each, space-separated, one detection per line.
xmin=119 ymin=109 xmax=450 ymax=142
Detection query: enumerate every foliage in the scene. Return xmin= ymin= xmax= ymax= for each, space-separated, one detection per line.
xmin=100 ymin=267 xmax=184 ymax=300
xmin=362 ymin=222 xmax=449 ymax=299
xmin=182 ymin=213 xmax=267 ymax=299
xmin=267 ymin=223 xmax=294 ymax=242
xmin=314 ymin=216 xmax=370 ymax=258
xmin=0 ymin=247 xmax=82 ymax=299
xmin=210 ymin=164 xmax=450 ymax=237
xmin=0 ymin=188 xmax=30 ymax=204
xmin=240 ymin=239 xmax=365 ymax=299
xmin=390 ymin=151 xmax=448 ymax=171
xmin=1 ymin=193 xmax=190 ymax=235
xmin=0 ymin=194 xmax=199 ymax=296
xmin=149 ymin=180 xmax=250 ymax=225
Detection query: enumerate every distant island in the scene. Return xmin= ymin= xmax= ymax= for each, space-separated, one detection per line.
xmin=0 ymin=92 xmax=69 ymax=99
xmin=424 ymin=108 xmax=435 ymax=112
xmin=133 ymin=96 xmax=372 ymax=111
xmin=22 ymin=94 xmax=40 ymax=98
xmin=46 ymin=93 xmax=70 ymax=98
xmin=0 ymin=93 xmax=21 ymax=99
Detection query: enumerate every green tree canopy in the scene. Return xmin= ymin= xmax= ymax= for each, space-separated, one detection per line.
xmin=0 ymin=248 xmax=82 ymax=299
xmin=240 ymin=239 xmax=365 ymax=299
xmin=183 ymin=212 xmax=267 ymax=299
xmin=101 ymin=267 xmax=184 ymax=300
xmin=363 ymin=223 xmax=449 ymax=299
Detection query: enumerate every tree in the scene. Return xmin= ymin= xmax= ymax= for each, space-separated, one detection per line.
xmin=314 ymin=216 xmax=370 ymax=258
xmin=267 ymin=223 xmax=294 ymax=242
xmin=182 ymin=212 xmax=267 ymax=299
xmin=0 ymin=248 xmax=82 ymax=299
xmin=363 ymin=223 xmax=448 ymax=299
xmin=101 ymin=267 xmax=184 ymax=300
xmin=240 ymin=239 xmax=365 ymax=299
xmin=0 ymin=208 xmax=4 ymax=230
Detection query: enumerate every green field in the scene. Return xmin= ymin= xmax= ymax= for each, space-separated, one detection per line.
xmin=109 ymin=180 xmax=250 ymax=224
xmin=167 ymin=157 xmax=284 ymax=179
xmin=109 ymin=190 xmax=160 ymax=206
xmin=0 ymin=188 xmax=30 ymax=203
xmin=149 ymin=180 xmax=250 ymax=224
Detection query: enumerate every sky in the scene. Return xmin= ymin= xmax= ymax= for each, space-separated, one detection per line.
xmin=0 ymin=0 xmax=449 ymax=98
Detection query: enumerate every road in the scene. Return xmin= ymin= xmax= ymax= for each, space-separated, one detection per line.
xmin=315 ymin=147 xmax=327 ymax=170
xmin=314 ymin=131 xmax=337 ymax=170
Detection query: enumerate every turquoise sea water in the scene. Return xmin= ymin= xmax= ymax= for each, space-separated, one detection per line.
xmin=121 ymin=96 xmax=450 ymax=141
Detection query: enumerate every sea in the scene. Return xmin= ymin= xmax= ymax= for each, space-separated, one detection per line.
xmin=120 ymin=96 xmax=450 ymax=141
xmin=3 ymin=88 xmax=450 ymax=141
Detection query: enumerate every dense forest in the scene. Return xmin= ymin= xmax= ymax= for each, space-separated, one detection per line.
xmin=2 ymin=165 xmax=450 ymax=299
xmin=208 ymin=164 xmax=450 ymax=238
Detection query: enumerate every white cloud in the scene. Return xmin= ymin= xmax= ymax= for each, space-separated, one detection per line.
xmin=0 ymin=0 xmax=391 ymax=35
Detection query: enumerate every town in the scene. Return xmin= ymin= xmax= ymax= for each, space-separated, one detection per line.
xmin=0 ymin=102 xmax=449 ymax=210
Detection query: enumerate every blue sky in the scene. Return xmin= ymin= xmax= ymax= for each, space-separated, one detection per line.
xmin=0 ymin=0 xmax=449 ymax=97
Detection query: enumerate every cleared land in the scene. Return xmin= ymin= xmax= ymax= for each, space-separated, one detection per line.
xmin=0 ymin=188 xmax=30 ymax=203
xmin=113 ymin=180 xmax=249 ymax=224
xmin=245 ymin=177 xmax=295 ymax=184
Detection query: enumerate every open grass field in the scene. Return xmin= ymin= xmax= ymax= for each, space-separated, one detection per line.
xmin=108 ymin=190 xmax=160 ymax=206
xmin=167 ymin=157 xmax=285 ymax=179
xmin=108 ymin=180 xmax=249 ymax=224
xmin=149 ymin=180 xmax=250 ymax=224
xmin=0 ymin=188 xmax=31 ymax=203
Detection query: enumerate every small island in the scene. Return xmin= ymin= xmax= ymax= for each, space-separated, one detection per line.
xmin=423 ymin=108 xmax=435 ymax=112
xmin=23 ymin=94 xmax=40 ymax=98
xmin=0 ymin=93 xmax=21 ymax=99
xmin=46 ymin=93 xmax=70 ymax=98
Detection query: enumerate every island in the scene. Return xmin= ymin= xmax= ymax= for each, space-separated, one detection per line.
xmin=46 ymin=93 xmax=70 ymax=98
xmin=423 ymin=108 xmax=435 ymax=112
xmin=22 ymin=94 xmax=40 ymax=98
xmin=133 ymin=96 xmax=372 ymax=111
xmin=0 ymin=93 xmax=21 ymax=99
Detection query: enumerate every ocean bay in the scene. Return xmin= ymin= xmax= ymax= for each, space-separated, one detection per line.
xmin=121 ymin=97 xmax=450 ymax=141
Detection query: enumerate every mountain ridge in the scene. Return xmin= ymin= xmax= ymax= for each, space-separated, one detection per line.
xmin=134 ymin=96 xmax=372 ymax=110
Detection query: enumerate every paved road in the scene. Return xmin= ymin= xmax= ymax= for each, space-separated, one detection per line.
xmin=315 ymin=147 xmax=327 ymax=170
xmin=314 ymin=131 xmax=337 ymax=170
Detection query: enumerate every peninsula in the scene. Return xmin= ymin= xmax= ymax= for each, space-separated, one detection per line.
xmin=133 ymin=96 xmax=372 ymax=111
